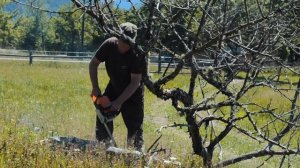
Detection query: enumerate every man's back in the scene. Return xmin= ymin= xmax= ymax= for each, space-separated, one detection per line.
xmin=95 ymin=37 xmax=142 ymax=95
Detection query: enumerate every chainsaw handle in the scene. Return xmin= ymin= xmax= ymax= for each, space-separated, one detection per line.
xmin=92 ymin=95 xmax=112 ymax=109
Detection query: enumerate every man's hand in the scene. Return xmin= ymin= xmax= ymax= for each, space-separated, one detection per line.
xmin=91 ymin=87 xmax=101 ymax=97
xmin=92 ymin=95 xmax=114 ymax=113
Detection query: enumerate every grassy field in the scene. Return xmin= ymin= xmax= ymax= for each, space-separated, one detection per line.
xmin=0 ymin=60 xmax=299 ymax=167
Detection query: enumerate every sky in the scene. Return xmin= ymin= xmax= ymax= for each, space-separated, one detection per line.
xmin=114 ymin=0 xmax=142 ymax=9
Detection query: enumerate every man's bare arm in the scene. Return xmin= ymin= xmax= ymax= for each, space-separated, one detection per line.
xmin=112 ymin=73 xmax=142 ymax=110
xmin=89 ymin=57 xmax=102 ymax=96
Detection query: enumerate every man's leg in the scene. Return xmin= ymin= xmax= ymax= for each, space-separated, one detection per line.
xmin=121 ymin=91 xmax=144 ymax=151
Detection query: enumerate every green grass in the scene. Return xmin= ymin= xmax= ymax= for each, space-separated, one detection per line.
xmin=1 ymin=60 xmax=299 ymax=167
xmin=0 ymin=119 xmax=132 ymax=168
xmin=0 ymin=60 xmax=196 ymax=167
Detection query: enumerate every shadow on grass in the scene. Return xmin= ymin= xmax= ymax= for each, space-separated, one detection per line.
xmin=234 ymin=75 xmax=299 ymax=85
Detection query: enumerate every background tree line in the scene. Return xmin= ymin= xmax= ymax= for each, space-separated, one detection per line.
xmin=1 ymin=0 xmax=299 ymax=63
xmin=0 ymin=0 xmax=138 ymax=52
xmin=2 ymin=0 xmax=299 ymax=63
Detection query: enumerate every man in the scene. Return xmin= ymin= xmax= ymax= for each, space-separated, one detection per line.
xmin=89 ymin=22 xmax=144 ymax=151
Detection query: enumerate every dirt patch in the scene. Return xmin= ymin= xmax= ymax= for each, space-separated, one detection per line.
xmin=144 ymin=115 xmax=169 ymax=126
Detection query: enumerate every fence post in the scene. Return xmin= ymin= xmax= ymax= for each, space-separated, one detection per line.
xmin=29 ymin=50 xmax=33 ymax=65
xmin=158 ymin=54 xmax=161 ymax=73
xmin=147 ymin=53 xmax=150 ymax=74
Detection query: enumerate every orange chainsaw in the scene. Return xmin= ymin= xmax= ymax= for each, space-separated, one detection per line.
xmin=92 ymin=95 xmax=112 ymax=110
xmin=91 ymin=95 xmax=119 ymax=120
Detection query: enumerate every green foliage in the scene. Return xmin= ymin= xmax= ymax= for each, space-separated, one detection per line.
xmin=0 ymin=1 xmax=103 ymax=51
xmin=51 ymin=5 xmax=81 ymax=51
xmin=0 ymin=1 xmax=15 ymax=48
xmin=42 ymin=4 xmax=104 ymax=51
xmin=0 ymin=0 xmax=11 ymax=7
xmin=0 ymin=1 xmax=44 ymax=49
xmin=0 ymin=12 xmax=13 ymax=48
xmin=20 ymin=16 xmax=41 ymax=50
xmin=1 ymin=0 xmax=298 ymax=55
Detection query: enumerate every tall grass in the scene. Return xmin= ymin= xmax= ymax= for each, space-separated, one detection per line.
xmin=0 ymin=61 xmax=195 ymax=167
xmin=1 ymin=60 xmax=299 ymax=167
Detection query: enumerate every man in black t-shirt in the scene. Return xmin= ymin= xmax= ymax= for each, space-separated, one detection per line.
xmin=89 ymin=23 xmax=144 ymax=151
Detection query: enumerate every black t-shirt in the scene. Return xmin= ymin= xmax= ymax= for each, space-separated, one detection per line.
xmin=95 ymin=37 xmax=143 ymax=95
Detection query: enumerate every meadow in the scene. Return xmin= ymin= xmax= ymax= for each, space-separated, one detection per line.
xmin=0 ymin=60 xmax=299 ymax=167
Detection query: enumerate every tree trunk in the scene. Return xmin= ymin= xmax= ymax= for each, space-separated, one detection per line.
xmin=186 ymin=113 xmax=203 ymax=155
xmin=203 ymin=152 xmax=213 ymax=168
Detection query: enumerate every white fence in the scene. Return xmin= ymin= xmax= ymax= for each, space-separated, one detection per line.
xmin=0 ymin=49 xmax=214 ymax=72
xmin=0 ymin=49 xmax=94 ymax=63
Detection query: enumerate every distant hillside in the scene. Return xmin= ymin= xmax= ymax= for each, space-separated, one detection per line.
xmin=4 ymin=0 xmax=71 ymax=12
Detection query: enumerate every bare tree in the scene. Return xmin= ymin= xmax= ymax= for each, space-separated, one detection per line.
xmin=14 ymin=0 xmax=299 ymax=167
xmin=70 ymin=0 xmax=300 ymax=167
